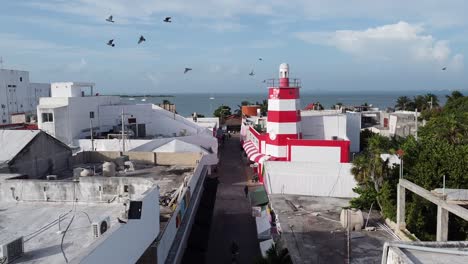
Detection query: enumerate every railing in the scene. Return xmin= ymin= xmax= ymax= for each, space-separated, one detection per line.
xmin=265 ymin=78 xmax=301 ymax=88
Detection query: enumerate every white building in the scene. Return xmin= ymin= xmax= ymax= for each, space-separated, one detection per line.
xmin=301 ymin=110 xmax=361 ymax=153
xmin=0 ymin=150 xmax=211 ymax=264
xmin=0 ymin=69 xmax=50 ymax=124
xmin=38 ymin=82 xmax=213 ymax=146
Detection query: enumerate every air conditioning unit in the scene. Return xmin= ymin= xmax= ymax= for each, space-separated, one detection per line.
xmin=0 ymin=237 xmax=24 ymax=263
xmin=92 ymin=217 xmax=111 ymax=238
xmin=46 ymin=175 xmax=57 ymax=180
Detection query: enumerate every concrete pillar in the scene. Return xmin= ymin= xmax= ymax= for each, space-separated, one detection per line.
xmin=436 ymin=206 xmax=449 ymax=241
xmin=397 ymin=183 xmax=406 ymax=230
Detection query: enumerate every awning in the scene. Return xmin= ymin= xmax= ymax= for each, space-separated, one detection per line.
xmin=242 ymin=141 xmax=272 ymax=164
xmin=249 ymin=186 xmax=269 ymax=206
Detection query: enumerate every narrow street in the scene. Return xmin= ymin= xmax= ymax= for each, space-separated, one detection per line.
xmin=205 ymin=134 xmax=261 ymax=263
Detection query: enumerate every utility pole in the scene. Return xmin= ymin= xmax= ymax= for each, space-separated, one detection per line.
xmin=430 ymin=97 xmax=433 ymax=110
xmin=90 ymin=111 xmax=95 ymax=151
xmin=0 ymin=56 xmax=3 ymax=69
xmin=121 ymin=108 xmax=125 ymax=153
xmin=414 ymin=108 xmax=418 ymax=141
xmin=90 ymin=119 xmax=94 ymax=151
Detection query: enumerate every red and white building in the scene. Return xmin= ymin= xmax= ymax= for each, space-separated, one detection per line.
xmin=241 ymin=63 xmax=360 ymax=184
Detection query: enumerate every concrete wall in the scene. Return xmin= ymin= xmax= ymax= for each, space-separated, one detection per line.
xmin=155 ymin=156 xmax=209 ymax=263
xmin=263 ymin=162 xmax=358 ymax=198
xmin=290 ymin=145 xmax=341 ymax=162
xmin=71 ymin=151 xmax=202 ymax=167
xmin=77 ymin=186 xmax=160 ymax=264
xmin=155 ymin=152 xmax=202 ymax=166
xmin=0 ymin=176 xmax=155 ymax=202
xmin=301 ymin=114 xmax=347 ymax=140
xmin=51 ymin=82 xmax=83 ymax=97
xmin=9 ymin=132 xmax=71 ymax=178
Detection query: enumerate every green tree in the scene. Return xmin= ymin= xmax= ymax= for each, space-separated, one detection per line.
xmin=213 ymin=105 xmax=232 ymax=119
xmin=162 ymin=99 xmax=172 ymax=105
xmin=254 ymin=244 xmax=292 ymax=264
xmin=395 ymin=96 xmax=414 ymax=111
xmin=353 ymin=92 xmax=468 ymax=240
xmin=445 ymin=90 xmax=464 ymax=104
xmin=254 ymin=100 xmax=268 ymax=116
xmin=235 ymin=100 xmax=251 ymax=116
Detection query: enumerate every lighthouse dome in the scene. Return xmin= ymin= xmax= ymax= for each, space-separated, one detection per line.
xmin=279 ymin=63 xmax=289 ymax=78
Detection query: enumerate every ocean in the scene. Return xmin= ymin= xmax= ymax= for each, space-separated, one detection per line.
xmin=120 ymin=91 xmax=451 ymax=117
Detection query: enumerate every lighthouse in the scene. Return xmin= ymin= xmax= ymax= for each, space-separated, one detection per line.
xmin=265 ymin=63 xmax=301 ymax=159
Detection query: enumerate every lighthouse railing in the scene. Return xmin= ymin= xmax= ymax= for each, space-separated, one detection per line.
xmin=265 ymin=78 xmax=301 ymax=88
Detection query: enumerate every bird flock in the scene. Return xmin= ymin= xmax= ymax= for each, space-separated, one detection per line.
xmin=105 ymin=15 xmax=266 ymax=76
xmin=105 ymin=15 xmax=155 ymax=47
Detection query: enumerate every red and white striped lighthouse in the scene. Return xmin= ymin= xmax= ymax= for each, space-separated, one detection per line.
xmin=265 ymin=63 xmax=301 ymax=159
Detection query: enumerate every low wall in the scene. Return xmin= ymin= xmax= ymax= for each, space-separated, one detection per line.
xmin=71 ymin=151 xmax=202 ymax=167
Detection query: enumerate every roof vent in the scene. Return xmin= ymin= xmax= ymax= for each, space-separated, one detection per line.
xmin=0 ymin=237 xmax=24 ymax=263
xmin=92 ymin=217 xmax=111 ymax=238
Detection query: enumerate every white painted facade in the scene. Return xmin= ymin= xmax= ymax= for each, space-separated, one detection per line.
xmin=0 ymin=69 xmax=50 ymax=124
xmin=77 ymin=186 xmax=160 ymax=264
xmin=290 ymin=146 xmax=341 ymax=162
xmin=265 ymin=144 xmax=287 ymax=157
xmin=301 ymin=113 xmax=348 ymax=140
xmin=38 ymin=96 xmax=121 ymax=145
xmin=263 ymin=161 xmax=358 ymax=198
xmin=38 ymin=83 xmax=213 ymax=146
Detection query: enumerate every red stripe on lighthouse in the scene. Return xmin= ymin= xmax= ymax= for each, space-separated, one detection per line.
xmin=267 ymin=110 xmax=301 ymax=123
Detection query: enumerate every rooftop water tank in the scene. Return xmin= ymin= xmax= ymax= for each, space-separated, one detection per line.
xmin=80 ymin=169 xmax=93 ymax=177
xmin=73 ymin=168 xmax=85 ymax=177
xmin=340 ymin=208 xmax=364 ymax=231
xmin=102 ymin=162 xmax=116 ymax=177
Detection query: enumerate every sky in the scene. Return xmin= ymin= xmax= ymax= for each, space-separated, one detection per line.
xmin=1 ymin=0 xmax=468 ymax=94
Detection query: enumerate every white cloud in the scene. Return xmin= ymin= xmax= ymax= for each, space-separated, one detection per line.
xmin=65 ymin=58 xmax=87 ymax=73
xmin=295 ymin=21 xmax=463 ymax=67
xmin=449 ymin=54 xmax=464 ymax=71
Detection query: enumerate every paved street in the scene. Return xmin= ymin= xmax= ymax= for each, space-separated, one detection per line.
xmin=205 ymin=134 xmax=261 ymax=263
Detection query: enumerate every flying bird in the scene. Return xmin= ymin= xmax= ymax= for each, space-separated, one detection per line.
xmin=184 ymin=68 xmax=192 ymax=74
xmin=106 ymin=15 xmax=114 ymax=23
xmin=107 ymin=39 xmax=115 ymax=47
xmin=249 ymin=70 xmax=255 ymax=76
xmin=258 ymin=58 xmax=263 ymax=61
xmin=138 ymin=35 xmax=146 ymax=44
xmin=442 ymin=67 xmax=447 ymax=71
xmin=262 ymin=80 xmax=266 ymax=83
xmin=163 ymin=17 xmax=172 ymax=23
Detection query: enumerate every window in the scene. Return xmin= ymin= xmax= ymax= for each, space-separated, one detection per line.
xmin=89 ymin=111 xmax=95 ymax=119
xmin=20 ymin=77 xmax=22 ymax=82
xmin=42 ymin=113 xmax=53 ymax=122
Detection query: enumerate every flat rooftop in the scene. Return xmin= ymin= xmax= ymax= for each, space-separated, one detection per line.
xmin=0 ymin=173 xmax=159 ymax=264
xmin=0 ymin=201 xmax=123 ymax=264
xmin=269 ymin=194 xmax=394 ymax=264
xmin=69 ymin=162 xmax=194 ymax=195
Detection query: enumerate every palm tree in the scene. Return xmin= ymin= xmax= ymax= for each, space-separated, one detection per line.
xmin=446 ymin=90 xmax=464 ymax=103
xmin=395 ymin=96 xmax=413 ymax=110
